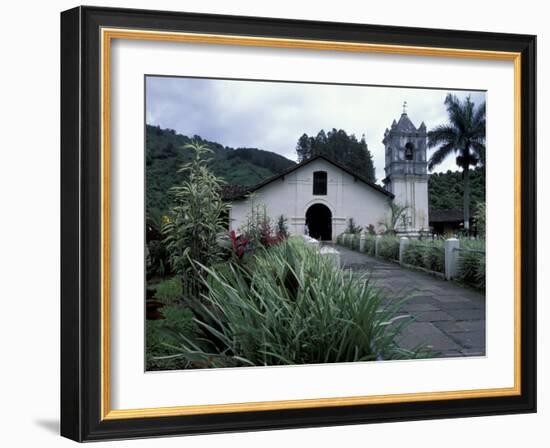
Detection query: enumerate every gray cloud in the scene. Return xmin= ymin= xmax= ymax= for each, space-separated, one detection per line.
xmin=146 ymin=76 xmax=486 ymax=179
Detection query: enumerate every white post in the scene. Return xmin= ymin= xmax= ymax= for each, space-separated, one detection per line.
xmin=359 ymin=232 xmax=367 ymax=252
xmin=444 ymin=238 xmax=460 ymax=280
xmin=375 ymin=235 xmax=382 ymax=257
xmin=399 ymin=237 xmax=410 ymax=265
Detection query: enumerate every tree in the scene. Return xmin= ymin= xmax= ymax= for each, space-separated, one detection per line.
xmin=296 ymin=129 xmax=376 ymax=182
xmin=428 ymin=94 xmax=486 ymax=232
xmin=164 ymin=142 xmax=229 ymax=299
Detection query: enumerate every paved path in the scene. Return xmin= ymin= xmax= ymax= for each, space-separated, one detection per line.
xmin=333 ymin=244 xmax=486 ymax=358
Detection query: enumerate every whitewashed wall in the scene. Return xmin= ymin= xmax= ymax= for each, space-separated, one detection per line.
xmin=390 ymin=176 xmax=429 ymax=231
xmin=229 ymin=158 xmax=390 ymax=240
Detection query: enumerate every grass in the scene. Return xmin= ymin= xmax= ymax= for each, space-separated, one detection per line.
xmin=160 ymin=238 xmax=422 ymax=368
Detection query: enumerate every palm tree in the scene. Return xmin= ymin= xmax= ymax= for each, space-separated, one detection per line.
xmin=428 ymin=94 xmax=486 ymax=233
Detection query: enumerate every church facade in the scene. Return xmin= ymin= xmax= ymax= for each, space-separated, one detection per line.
xmin=228 ymin=110 xmax=430 ymax=241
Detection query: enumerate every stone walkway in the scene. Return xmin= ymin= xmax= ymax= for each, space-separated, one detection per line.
xmin=333 ymin=244 xmax=486 ymax=358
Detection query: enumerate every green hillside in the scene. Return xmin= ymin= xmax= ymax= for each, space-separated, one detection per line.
xmin=146 ymin=125 xmax=296 ymax=215
xmin=428 ymin=167 xmax=485 ymax=212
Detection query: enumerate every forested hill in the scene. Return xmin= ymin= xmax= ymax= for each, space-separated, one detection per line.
xmin=428 ymin=167 xmax=485 ymax=212
xmin=146 ymin=125 xmax=296 ymax=215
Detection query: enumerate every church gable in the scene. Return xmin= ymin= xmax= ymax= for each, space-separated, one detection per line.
xmin=232 ymin=155 xmax=393 ymax=200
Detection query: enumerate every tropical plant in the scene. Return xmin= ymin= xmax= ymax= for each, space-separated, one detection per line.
xmin=428 ymin=94 xmax=486 ymax=233
xmin=456 ymin=240 xmax=486 ymax=290
xmin=345 ymin=217 xmax=363 ymax=235
xmin=164 ymin=141 xmax=229 ymax=300
xmin=402 ymin=240 xmax=445 ymax=274
xmin=379 ymin=201 xmax=408 ymax=235
xmin=161 ymin=238 xmax=426 ymax=368
xmin=240 ymin=203 xmax=284 ymax=251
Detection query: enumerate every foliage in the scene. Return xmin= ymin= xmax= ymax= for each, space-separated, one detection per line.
xmin=153 ymin=276 xmax=183 ymax=305
xmin=363 ymin=235 xmax=376 ymax=256
xmin=366 ymin=224 xmax=376 ymax=236
xmin=146 ymin=125 xmax=295 ymax=217
xmin=237 ymin=203 xmax=286 ymax=256
xmin=345 ymin=218 xmax=363 ymax=235
xmin=146 ymin=210 xmax=171 ymax=278
xmin=377 ymin=236 xmax=400 ymax=261
xmin=428 ymin=94 xmax=486 ymax=232
xmin=351 ymin=234 xmax=360 ymax=251
xmin=456 ymin=240 xmax=486 ymax=290
xmin=429 ymin=168 xmax=485 ymax=212
xmin=146 ymin=305 xmax=197 ymax=371
xmin=296 ymin=129 xmax=376 ymax=182
xmin=402 ymin=240 xmax=445 ymax=274
xmin=379 ymin=201 xmax=408 ymax=235
xmin=164 ymin=142 xmax=230 ymax=299
xmin=276 ymin=215 xmax=290 ymax=239
xmin=474 ymin=202 xmax=486 ymax=237
xmin=163 ymin=238 xmax=423 ymax=368
xmin=422 ymin=242 xmax=445 ymax=273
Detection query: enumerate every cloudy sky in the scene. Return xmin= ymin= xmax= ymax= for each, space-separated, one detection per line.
xmin=146 ymin=76 xmax=486 ymax=181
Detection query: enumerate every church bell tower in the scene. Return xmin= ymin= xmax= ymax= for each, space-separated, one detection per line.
xmin=382 ymin=103 xmax=429 ymax=235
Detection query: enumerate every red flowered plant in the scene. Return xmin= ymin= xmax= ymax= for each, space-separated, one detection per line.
xmin=230 ymin=230 xmax=250 ymax=260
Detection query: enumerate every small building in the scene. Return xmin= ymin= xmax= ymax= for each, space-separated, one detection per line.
xmin=228 ymin=109 xmax=430 ymax=241
xmin=429 ymin=209 xmax=475 ymax=236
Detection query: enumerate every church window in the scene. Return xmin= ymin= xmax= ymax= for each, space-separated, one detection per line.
xmin=313 ymin=171 xmax=327 ymax=195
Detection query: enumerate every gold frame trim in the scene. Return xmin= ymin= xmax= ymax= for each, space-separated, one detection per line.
xmin=100 ymin=28 xmax=522 ymax=421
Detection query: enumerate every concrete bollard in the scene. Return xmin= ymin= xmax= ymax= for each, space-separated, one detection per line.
xmin=399 ymin=237 xmax=410 ymax=265
xmin=444 ymin=238 xmax=460 ymax=280
xmin=320 ymin=245 xmax=341 ymax=267
xmin=375 ymin=235 xmax=382 ymax=257
xmin=359 ymin=232 xmax=367 ymax=252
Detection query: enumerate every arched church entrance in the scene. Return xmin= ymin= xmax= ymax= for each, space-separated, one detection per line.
xmin=306 ymin=203 xmax=332 ymax=241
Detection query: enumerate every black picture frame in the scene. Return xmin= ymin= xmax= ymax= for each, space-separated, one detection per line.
xmin=61 ymin=5 xmax=536 ymax=442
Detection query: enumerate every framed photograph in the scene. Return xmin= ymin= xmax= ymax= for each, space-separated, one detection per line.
xmin=60 ymin=6 xmax=536 ymax=441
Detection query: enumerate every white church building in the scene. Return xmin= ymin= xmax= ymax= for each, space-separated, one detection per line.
xmin=228 ymin=110 xmax=430 ymax=241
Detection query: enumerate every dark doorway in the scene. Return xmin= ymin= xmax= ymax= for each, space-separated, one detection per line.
xmin=306 ymin=204 xmax=332 ymax=241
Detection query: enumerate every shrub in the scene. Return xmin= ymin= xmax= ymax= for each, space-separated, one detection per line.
xmin=166 ymin=238 xmax=421 ymax=368
xmin=378 ymin=236 xmax=400 ymax=261
xmin=457 ymin=249 xmax=485 ymax=290
xmin=153 ymin=276 xmax=183 ymax=305
xmin=146 ymin=305 xmax=197 ymax=371
xmin=364 ymin=235 xmax=376 ymax=256
xmin=402 ymin=241 xmax=424 ymax=266
xmin=351 ymin=234 xmax=360 ymax=250
xmin=421 ymin=241 xmax=445 ymax=273
xmin=239 ymin=203 xmax=285 ymax=253
xmin=402 ymin=241 xmax=445 ymax=274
